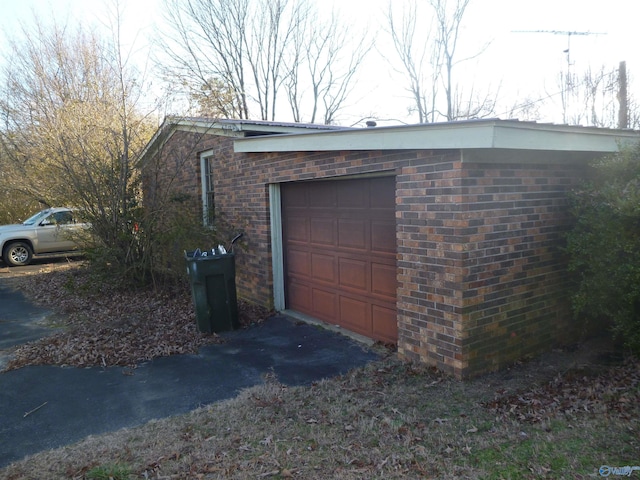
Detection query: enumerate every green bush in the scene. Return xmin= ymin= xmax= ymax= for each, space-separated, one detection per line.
xmin=566 ymin=142 xmax=640 ymax=355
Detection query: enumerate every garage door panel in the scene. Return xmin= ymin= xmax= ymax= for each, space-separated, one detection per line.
xmin=371 ymin=263 xmax=397 ymax=299
xmin=370 ymin=177 xmax=396 ymax=208
xmin=339 ymin=257 xmax=367 ymax=291
xmin=309 ymin=182 xmax=335 ymax=207
xmin=311 ymin=253 xmax=336 ymax=283
xmin=371 ymin=220 xmax=396 ymax=254
xmin=372 ymin=305 xmax=397 ymax=343
xmin=337 ymin=183 xmax=367 ymax=208
xmin=338 ymin=219 xmax=367 ymax=250
xmin=339 ymin=296 xmax=368 ymax=333
xmin=288 ymin=282 xmax=311 ymax=312
xmin=310 ymin=218 xmax=334 ymax=245
xmin=284 ymin=183 xmax=308 ymax=206
xmin=312 ymin=288 xmax=337 ymax=319
xmin=287 ymin=249 xmax=310 ymax=276
xmin=283 ymin=177 xmax=397 ymax=344
xmin=286 ymin=217 xmax=309 ymax=243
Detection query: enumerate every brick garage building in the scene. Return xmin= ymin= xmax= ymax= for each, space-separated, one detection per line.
xmin=142 ymin=118 xmax=640 ymax=378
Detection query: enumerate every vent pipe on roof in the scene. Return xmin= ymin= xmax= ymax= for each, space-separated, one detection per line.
xmin=365 ymin=120 xmax=377 ymax=127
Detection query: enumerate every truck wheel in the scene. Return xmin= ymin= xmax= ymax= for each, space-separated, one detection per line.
xmin=3 ymin=242 xmax=33 ymax=267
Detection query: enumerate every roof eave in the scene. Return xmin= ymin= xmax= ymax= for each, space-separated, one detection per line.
xmin=233 ymin=119 xmax=640 ymax=154
xmin=138 ymin=117 xmax=349 ymax=165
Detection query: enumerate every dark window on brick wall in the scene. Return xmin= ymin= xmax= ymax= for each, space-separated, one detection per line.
xmin=202 ymin=155 xmax=215 ymax=225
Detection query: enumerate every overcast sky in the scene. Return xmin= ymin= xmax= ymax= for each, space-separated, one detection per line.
xmin=0 ymin=0 xmax=636 ymax=126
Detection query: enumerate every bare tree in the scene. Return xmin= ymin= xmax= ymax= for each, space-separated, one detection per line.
xmin=504 ymin=95 xmax=544 ymax=121
xmin=386 ymin=0 xmax=495 ymax=122
xmin=251 ymin=0 xmax=308 ymax=121
xmin=628 ymin=98 xmax=640 ymax=130
xmin=449 ymin=82 xmax=499 ymax=120
xmin=189 ymin=77 xmax=239 ymax=117
xmin=386 ymin=1 xmax=436 ymax=123
xmin=555 ymin=64 xmax=621 ymax=127
xmin=158 ymin=0 xmax=305 ymax=121
xmin=284 ymin=8 xmax=372 ymax=125
xmin=158 ymin=0 xmax=369 ymax=124
xmin=583 ymin=66 xmax=617 ymax=127
xmin=430 ymin=0 xmax=471 ymax=121
xmin=158 ymin=0 xmax=250 ymax=118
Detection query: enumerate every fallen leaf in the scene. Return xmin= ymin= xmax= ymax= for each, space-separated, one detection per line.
xmin=3 ymin=266 xmax=274 ymax=372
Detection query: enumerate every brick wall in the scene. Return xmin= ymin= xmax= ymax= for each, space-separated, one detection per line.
xmin=396 ymin=160 xmax=585 ymax=377
xmin=458 ymin=162 xmax=584 ymax=377
xmin=146 ymin=128 xmax=588 ymax=378
xmin=396 ymin=159 xmax=469 ymax=377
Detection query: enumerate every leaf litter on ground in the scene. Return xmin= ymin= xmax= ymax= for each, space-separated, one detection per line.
xmin=1 ymin=262 xmax=272 ymax=371
xmin=484 ymin=356 xmax=640 ymax=423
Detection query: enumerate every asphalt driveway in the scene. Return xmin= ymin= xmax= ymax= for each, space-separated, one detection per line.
xmin=0 ymin=281 xmax=380 ymax=468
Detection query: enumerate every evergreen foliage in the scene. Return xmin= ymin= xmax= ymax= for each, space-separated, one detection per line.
xmin=567 ymin=143 xmax=640 ymax=354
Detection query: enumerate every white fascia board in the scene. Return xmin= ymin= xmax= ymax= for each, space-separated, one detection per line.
xmin=491 ymin=123 xmax=639 ymax=152
xmin=234 ymin=122 xmax=498 ymax=152
xmin=234 ymin=120 xmax=640 ymax=154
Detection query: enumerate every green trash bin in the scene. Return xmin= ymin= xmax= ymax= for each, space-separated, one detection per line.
xmin=185 ymin=250 xmax=239 ymax=333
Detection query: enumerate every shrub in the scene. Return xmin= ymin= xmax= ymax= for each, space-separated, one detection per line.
xmin=566 ymin=142 xmax=640 ymax=355
xmin=83 ymin=202 xmax=242 ymax=290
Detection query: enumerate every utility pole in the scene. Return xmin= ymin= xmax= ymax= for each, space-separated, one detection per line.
xmin=618 ymin=60 xmax=628 ymax=129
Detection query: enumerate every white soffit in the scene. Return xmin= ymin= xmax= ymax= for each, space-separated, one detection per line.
xmin=234 ymin=119 xmax=640 ymax=154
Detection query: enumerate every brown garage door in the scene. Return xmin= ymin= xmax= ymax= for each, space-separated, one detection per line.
xmin=282 ymin=176 xmax=397 ymax=343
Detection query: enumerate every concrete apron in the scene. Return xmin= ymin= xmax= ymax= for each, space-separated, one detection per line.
xmin=0 ymin=283 xmax=380 ymax=468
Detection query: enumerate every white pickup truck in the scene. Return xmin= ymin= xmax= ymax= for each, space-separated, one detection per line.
xmin=0 ymin=208 xmax=88 ymax=267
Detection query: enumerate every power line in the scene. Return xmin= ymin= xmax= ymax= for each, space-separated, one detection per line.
xmin=495 ymin=89 xmax=564 ymax=119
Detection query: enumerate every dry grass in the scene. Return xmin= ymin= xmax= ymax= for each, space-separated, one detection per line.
xmin=0 ymin=261 xmax=639 ymax=479
xmin=2 ymin=356 xmax=638 ymax=479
